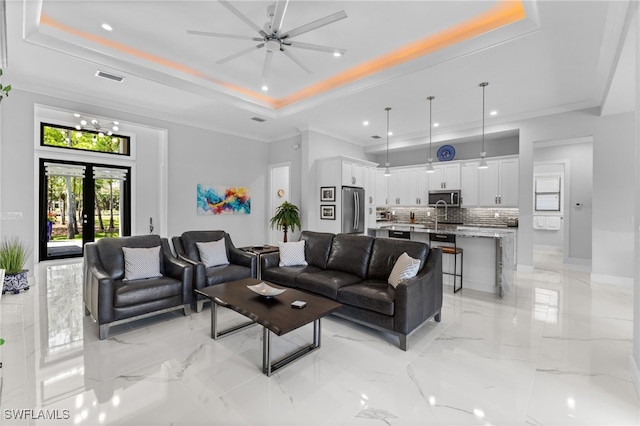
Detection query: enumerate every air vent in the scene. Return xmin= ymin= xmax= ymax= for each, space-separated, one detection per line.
xmin=371 ymin=135 xmax=381 ymax=139
xmin=95 ymin=70 xmax=125 ymax=83
xmin=251 ymin=117 xmax=266 ymax=123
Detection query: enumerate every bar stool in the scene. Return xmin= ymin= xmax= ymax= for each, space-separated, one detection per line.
xmin=429 ymin=233 xmax=463 ymax=293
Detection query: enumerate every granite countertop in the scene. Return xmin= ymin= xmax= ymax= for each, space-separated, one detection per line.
xmin=372 ymin=222 xmax=517 ymax=238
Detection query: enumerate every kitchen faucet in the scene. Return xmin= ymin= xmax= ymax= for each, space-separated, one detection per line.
xmin=434 ymin=199 xmax=448 ymax=231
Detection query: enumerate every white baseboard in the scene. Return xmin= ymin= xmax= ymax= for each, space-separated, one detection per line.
xmin=630 ymin=354 xmax=640 ymax=400
xmin=590 ymin=273 xmax=633 ymax=286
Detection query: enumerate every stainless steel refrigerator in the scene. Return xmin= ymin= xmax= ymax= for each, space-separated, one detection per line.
xmin=341 ymin=186 xmax=365 ymax=234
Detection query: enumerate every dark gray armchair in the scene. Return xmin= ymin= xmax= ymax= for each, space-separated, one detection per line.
xmin=172 ymin=230 xmax=256 ymax=312
xmin=83 ymin=235 xmax=193 ymax=340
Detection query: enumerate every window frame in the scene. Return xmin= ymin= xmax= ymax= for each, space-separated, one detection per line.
xmin=40 ymin=122 xmax=131 ymax=156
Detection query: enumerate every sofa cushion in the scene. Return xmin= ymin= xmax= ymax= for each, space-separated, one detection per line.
xmin=325 ymin=234 xmax=374 ymax=279
xmin=205 ymin=264 xmax=251 ymax=287
xmin=114 ymin=276 xmax=182 ymax=307
xmin=367 ymin=238 xmax=430 ymax=281
xmin=388 ymin=252 xmax=421 ymax=288
xmin=96 ymin=235 xmax=164 ymax=280
xmin=180 ymin=231 xmax=228 ymax=262
xmin=337 ymin=280 xmax=395 ymax=316
xmin=300 ymin=231 xmax=335 ymax=269
xmin=196 ymin=239 xmax=229 ymax=267
xmin=122 ymin=246 xmax=162 ymax=281
xmin=296 ymin=270 xmax=362 ymax=299
xmin=278 ymin=241 xmax=308 ymax=266
xmin=262 ymin=265 xmax=322 ymax=288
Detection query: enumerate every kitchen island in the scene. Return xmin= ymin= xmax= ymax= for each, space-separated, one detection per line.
xmin=368 ymin=224 xmax=517 ymax=297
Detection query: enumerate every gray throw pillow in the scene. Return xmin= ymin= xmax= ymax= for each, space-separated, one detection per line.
xmin=122 ymin=246 xmax=162 ymax=281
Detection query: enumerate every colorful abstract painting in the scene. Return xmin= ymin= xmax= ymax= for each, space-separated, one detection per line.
xmin=197 ymin=184 xmax=251 ymax=215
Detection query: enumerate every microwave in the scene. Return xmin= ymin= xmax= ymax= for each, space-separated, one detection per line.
xmin=428 ymin=190 xmax=461 ymax=207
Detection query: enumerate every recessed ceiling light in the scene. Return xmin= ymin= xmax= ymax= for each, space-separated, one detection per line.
xmin=101 ymin=23 xmax=113 ymax=31
xmin=387 ymin=131 xmax=393 ymax=136
xmin=363 ymin=121 xmax=369 ymax=126
xmin=80 ymin=120 xmax=87 ymax=126
xmin=433 ymin=122 xmax=440 ymax=127
xmin=74 ymin=113 xmax=81 ymax=118
xmin=113 ymin=121 xmax=119 ymax=125
xmin=112 ymin=126 xmax=119 ymax=131
xmin=261 ymin=84 xmax=269 ymax=91
xmin=490 ymin=110 xmax=498 ymax=116
xmin=333 ymin=51 xmax=341 ymax=57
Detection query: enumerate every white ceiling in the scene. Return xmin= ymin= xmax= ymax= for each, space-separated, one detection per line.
xmin=2 ymin=0 xmax=636 ymax=152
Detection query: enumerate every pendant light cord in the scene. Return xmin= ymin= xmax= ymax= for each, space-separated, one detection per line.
xmin=385 ymin=107 xmax=391 ymax=164
xmin=480 ymin=82 xmax=488 ymax=153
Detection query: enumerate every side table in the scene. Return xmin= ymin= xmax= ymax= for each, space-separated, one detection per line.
xmin=239 ymin=245 xmax=279 ymax=279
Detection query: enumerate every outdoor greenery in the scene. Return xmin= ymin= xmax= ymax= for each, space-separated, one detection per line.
xmin=42 ymin=124 xmax=126 ymax=154
xmin=0 ymin=69 xmax=11 ymax=102
xmin=0 ymin=237 xmax=31 ymax=274
xmin=270 ymin=202 xmax=302 ymax=242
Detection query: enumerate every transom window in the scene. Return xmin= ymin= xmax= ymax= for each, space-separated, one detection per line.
xmin=41 ymin=123 xmax=130 ymax=156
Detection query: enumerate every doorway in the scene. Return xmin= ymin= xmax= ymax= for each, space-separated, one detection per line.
xmin=39 ymin=159 xmax=131 ymax=260
xmin=268 ymin=162 xmax=291 ymax=245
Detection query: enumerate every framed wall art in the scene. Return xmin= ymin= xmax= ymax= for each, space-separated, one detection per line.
xmin=197 ymin=184 xmax=251 ymax=215
xmin=320 ymin=205 xmax=335 ymax=220
xmin=320 ymin=186 xmax=335 ymax=202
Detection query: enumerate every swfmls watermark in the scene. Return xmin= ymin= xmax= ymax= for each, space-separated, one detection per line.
xmin=4 ymin=409 xmax=71 ymax=421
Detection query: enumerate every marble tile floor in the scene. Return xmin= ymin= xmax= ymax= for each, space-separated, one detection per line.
xmin=0 ymin=250 xmax=639 ymax=425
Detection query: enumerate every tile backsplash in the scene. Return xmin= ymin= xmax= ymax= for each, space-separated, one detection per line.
xmin=383 ymin=207 xmax=519 ymax=227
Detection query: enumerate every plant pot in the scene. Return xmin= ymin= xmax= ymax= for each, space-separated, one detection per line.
xmin=2 ymin=270 xmax=29 ymax=294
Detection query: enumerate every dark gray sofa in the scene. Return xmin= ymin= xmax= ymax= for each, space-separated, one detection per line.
xmin=261 ymin=231 xmax=443 ymax=350
xmin=83 ymin=235 xmax=193 ymax=340
xmin=172 ymin=230 xmax=256 ymax=312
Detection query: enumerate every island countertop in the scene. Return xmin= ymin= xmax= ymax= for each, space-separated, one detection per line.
xmin=370 ymin=223 xmax=517 ymax=238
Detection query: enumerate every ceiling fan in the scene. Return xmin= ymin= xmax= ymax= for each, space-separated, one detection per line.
xmin=187 ymin=0 xmax=347 ymax=88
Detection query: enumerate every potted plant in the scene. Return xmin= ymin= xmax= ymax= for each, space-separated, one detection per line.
xmin=269 ymin=201 xmax=301 ymax=242
xmin=0 ymin=236 xmax=31 ymax=294
xmin=0 ymin=69 xmax=11 ymax=103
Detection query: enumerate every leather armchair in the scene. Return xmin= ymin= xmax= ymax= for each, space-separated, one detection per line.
xmin=172 ymin=230 xmax=256 ymax=312
xmin=83 ymin=235 xmax=193 ymax=340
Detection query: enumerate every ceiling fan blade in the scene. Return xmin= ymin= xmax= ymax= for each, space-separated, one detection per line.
xmin=187 ymin=30 xmax=262 ymax=42
xmin=270 ymin=0 xmax=290 ymax=34
xmin=261 ymin=50 xmax=274 ymax=79
xmin=282 ymin=10 xmax=347 ymax=39
xmin=216 ymin=43 xmax=265 ymax=64
xmin=285 ymin=41 xmax=346 ymax=56
xmin=280 ymin=47 xmax=311 ymax=74
xmin=219 ymin=0 xmax=267 ymax=37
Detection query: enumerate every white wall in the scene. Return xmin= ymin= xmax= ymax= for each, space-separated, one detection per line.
xmin=165 ymin=124 xmax=268 ymax=248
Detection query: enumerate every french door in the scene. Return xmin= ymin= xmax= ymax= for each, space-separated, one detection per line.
xmin=39 ymin=159 xmax=131 ymax=261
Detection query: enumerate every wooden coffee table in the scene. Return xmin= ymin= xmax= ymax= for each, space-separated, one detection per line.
xmin=194 ymin=278 xmax=342 ymax=376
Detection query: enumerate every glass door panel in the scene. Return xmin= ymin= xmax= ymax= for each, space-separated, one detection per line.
xmin=40 ymin=160 xmax=130 ymax=261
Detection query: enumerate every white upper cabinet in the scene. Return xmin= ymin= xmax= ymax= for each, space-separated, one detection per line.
xmin=342 ymin=161 xmax=365 ymax=187
xmin=478 ymin=157 xmax=519 ymax=207
xmin=375 ymin=168 xmax=389 ymax=206
xmin=460 ymin=161 xmax=480 ymax=207
xmin=428 ymin=163 xmax=461 ymax=191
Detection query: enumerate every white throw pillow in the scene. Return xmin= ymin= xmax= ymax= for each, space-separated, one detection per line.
xmin=388 ymin=252 xmax=421 ymax=288
xmin=278 ymin=240 xmax=308 ymax=267
xmin=196 ymin=239 xmax=229 ymax=267
xmin=122 ymin=246 xmax=162 ymax=281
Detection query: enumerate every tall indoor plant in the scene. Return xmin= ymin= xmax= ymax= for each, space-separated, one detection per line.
xmin=269 ymin=201 xmax=301 ymax=242
xmin=0 ymin=236 xmax=31 ymax=294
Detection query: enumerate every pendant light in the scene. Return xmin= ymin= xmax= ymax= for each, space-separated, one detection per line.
xmin=383 ymin=107 xmax=391 ymax=176
xmin=425 ymin=96 xmax=435 ymax=173
xmin=478 ymin=82 xmax=489 ymax=169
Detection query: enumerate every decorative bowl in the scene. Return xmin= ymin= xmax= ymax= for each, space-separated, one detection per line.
xmin=247 ymin=282 xmax=286 ymax=297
